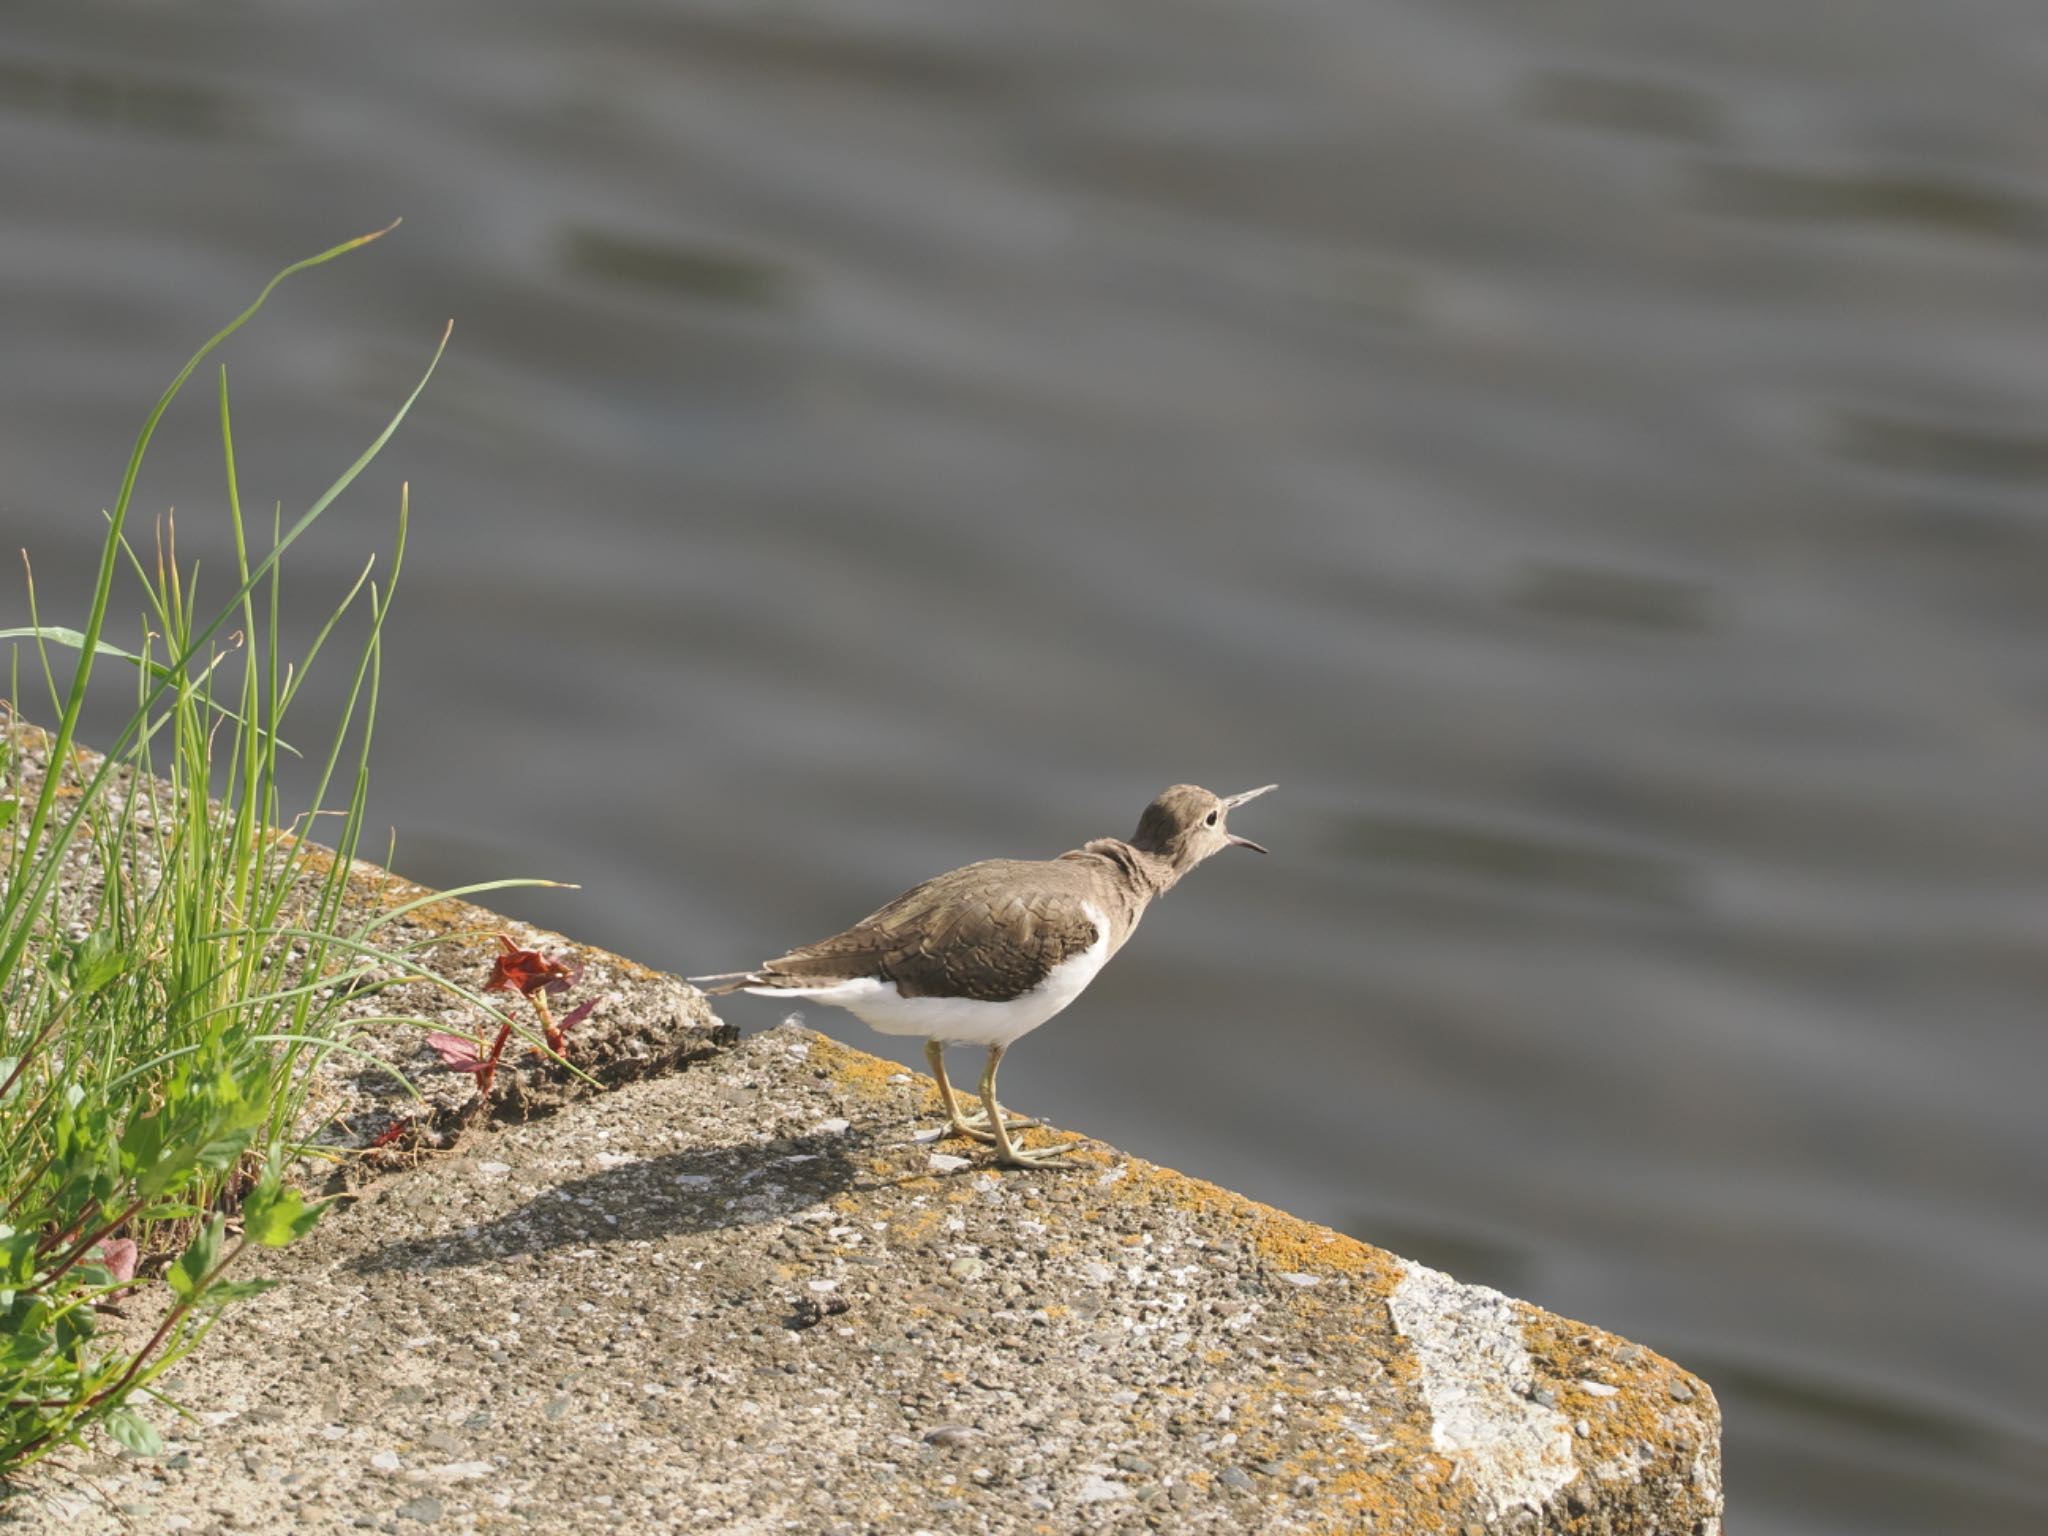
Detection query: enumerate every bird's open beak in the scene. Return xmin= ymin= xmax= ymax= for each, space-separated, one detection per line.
xmin=1222 ymin=784 xmax=1275 ymax=853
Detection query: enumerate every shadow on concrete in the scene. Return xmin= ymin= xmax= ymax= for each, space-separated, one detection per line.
xmin=348 ymin=1126 xmax=880 ymax=1274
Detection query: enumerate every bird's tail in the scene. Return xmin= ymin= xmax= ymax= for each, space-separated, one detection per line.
xmin=687 ymin=970 xmax=762 ymax=996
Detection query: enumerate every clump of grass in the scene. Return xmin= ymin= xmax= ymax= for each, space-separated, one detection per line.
xmin=0 ymin=229 xmax=535 ymax=1472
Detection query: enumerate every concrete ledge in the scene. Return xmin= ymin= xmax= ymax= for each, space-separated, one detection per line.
xmin=0 ymin=742 xmax=1720 ymax=1532
xmin=6 ymin=1004 xmax=1721 ymax=1532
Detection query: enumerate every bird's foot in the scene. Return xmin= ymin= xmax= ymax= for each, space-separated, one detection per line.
xmin=946 ymin=1107 xmax=1037 ymax=1143
xmin=992 ymin=1136 xmax=1083 ymax=1169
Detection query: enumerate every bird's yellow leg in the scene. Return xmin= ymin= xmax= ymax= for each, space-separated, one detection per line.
xmin=923 ymin=1039 xmax=1033 ymax=1140
xmin=924 ymin=1040 xmax=1005 ymax=1142
xmin=978 ymin=1045 xmax=1077 ymax=1168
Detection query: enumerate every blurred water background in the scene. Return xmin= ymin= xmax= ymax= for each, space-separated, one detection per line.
xmin=5 ymin=3 xmax=2047 ymax=1529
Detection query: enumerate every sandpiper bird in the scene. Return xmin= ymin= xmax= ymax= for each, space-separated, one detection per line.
xmin=692 ymin=784 xmax=1274 ymax=1167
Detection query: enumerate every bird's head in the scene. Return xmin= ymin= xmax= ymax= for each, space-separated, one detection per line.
xmin=1130 ymin=783 xmax=1275 ymax=875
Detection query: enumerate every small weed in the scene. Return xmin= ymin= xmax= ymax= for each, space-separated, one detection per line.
xmin=425 ymin=934 xmax=600 ymax=1103
xmin=0 ymin=231 xmax=543 ymax=1473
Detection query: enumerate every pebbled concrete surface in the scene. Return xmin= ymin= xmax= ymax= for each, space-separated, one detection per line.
xmin=3 ymin=1017 xmax=1722 ymax=1535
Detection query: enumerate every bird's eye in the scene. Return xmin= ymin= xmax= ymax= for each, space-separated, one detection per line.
xmin=1204 ymin=810 xmax=1218 ymax=827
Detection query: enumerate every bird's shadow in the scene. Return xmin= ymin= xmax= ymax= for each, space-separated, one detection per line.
xmin=347 ymin=1126 xmax=897 ymax=1276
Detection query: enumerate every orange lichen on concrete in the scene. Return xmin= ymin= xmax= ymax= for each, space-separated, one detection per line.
xmin=806 ymin=1031 xmax=933 ymax=1106
xmin=1519 ymin=1312 xmax=1722 ymax=1532
xmin=751 ymin=1006 xmax=1716 ymax=1533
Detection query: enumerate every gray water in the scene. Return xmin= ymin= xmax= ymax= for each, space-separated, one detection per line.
xmin=5 ymin=3 xmax=2047 ymax=1529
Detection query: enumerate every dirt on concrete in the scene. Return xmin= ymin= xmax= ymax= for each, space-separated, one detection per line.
xmin=290 ymin=856 xmax=739 ymax=1172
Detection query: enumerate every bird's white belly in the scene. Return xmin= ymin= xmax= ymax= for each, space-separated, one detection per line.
xmin=748 ymin=903 xmax=1113 ymax=1049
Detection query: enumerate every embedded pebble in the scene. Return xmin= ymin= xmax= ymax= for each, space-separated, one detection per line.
xmin=421 ymin=1462 xmax=493 ymax=1483
xmin=1074 ymin=1475 xmax=1131 ymax=1503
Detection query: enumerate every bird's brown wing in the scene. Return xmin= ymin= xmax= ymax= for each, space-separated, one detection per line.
xmin=751 ymin=859 xmax=1103 ymax=1002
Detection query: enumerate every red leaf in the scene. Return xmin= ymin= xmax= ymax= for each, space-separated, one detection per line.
xmin=425 ymin=1032 xmax=489 ymax=1073
xmin=367 ymin=1119 xmax=409 ymax=1150
xmin=558 ymin=998 xmax=597 ymax=1036
xmin=94 ymin=1238 xmax=138 ymax=1283
xmin=482 ymin=933 xmax=578 ymax=998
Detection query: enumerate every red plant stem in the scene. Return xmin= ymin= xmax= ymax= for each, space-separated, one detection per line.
xmin=34 ymin=1208 xmax=89 ymax=1257
xmin=2 ymin=1155 xmax=58 ymax=1228
xmin=2 ymin=1147 xmax=59 ymax=1222
xmin=11 ymin=1236 xmax=249 ymax=1460
xmin=0 ymin=999 xmax=75 ymax=1105
xmin=28 ymin=1193 xmax=149 ymax=1297
xmin=473 ymin=1018 xmax=515 ymax=1098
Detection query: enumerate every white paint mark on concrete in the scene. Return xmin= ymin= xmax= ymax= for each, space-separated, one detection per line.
xmin=1388 ymin=1262 xmax=1578 ymax=1519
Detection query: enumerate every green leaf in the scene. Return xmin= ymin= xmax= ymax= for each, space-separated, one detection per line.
xmin=0 ymin=1326 xmax=56 ymax=1371
xmin=0 ymin=1232 xmax=30 ymax=1287
xmin=241 ymin=1180 xmax=328 ymax=1248
xmin=54 ymin=1303 xmax=96 ymax=1353
xmin=194 ymin=1128 xmax=253 ymax=1174
xmin=120 ymin=1110 xmax=169 ymax=1177
xmin=65 ymin=930 xmax=126 ymax=997
xmin=0 ymin=797 xmax=16 ymax=828
xmin=0 ymin=626 xmax=153 ymax=668
xmin=195 ymin=1277 xmax=275 ymax=1307
xmin=104 ymin=1406 xmax=163 ymax=1457
xmin=168 ymin=1215 xmax=224 ymax=1299
xmin=0 ymin=630 xmax=293 ymax=754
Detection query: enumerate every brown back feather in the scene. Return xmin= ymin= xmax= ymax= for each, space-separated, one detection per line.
xmin=753 ymin=858 xmax=1119 ymax=1002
